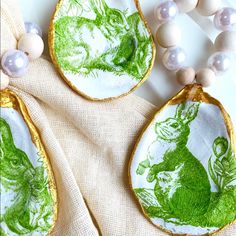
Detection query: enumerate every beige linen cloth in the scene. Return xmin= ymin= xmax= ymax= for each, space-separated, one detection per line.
xmin=1 ymin=0 xmax=235 ymax=235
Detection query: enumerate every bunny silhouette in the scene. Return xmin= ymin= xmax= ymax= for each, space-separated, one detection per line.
xmin=135 ymin=103 xmax=236 ymax=228
xmin=0 ymin=118 xmax=54 ymax=234
xmin=145 ymin=103 xmax=212 ymax=223
xmin=54 ymin=0 xmax=153 ymax=80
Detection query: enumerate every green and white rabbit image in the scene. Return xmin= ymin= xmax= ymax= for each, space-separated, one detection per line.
xmin=53 ymin=0 xmax=153 ymax=80
xmin=135 ymin=103 xmax=236 ymax=229
xmin=0 ymin=118 xmax=55 ymax=235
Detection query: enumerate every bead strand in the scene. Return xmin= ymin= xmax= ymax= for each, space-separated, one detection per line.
xmin=154 ymin=0 xmax=236 ymax=87
xmin=1 ymin=22 xmax=44 ymax=90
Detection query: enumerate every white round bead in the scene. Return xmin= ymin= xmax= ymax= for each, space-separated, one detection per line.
xmin=208 ymin=52 xmax=231 ymax=75
xmin=196 ymin=0 xmax=221 ymax=16
xmin=215 ymin=31 xmax=236 ymax=53
xmin=174 ymin=0 xmax=198 ymax=13
xmin=196 ymin=68 xmax=216 ymax=87
xmin=156 ymin=21 xmax=181 ymax=48
xmin=0 ymin=70 xmax=10 ymax=90
xmin=214 ymin=7 xmax=236 ymax=31
xmin=176 ymin=67 xmax=196 ymax=85
xmin=1 ymin=50 xmax=29 ymax=78
xmin=17 ymin=33 xmax=44 ymax=61
xmin=154 ymin=1 xmax=179 ymax=24
xmin=162 ymin=47 xmax=187 ymax=71
xmin=24 ymin=22 xmax=42 ymax=37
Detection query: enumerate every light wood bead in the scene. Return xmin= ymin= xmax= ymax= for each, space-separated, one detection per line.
xmin=215 ymin=31 xmax=236 ymax=53
xmin=0 ymin=70 xmax=10 ymax=90
xmin=174 ymin=0 xmax=198 ymax=13
xmin=156 ymin=21 xmax=181 ymax=48
xmin=18 ymin=33 xmax=44 ymax=61
xmin=176 ymin=67 xmax=195 ymax=85
xmin=196 ymin=68 xmax=215 ymax=87
xmin=196 ymin=0 xmax=221 ymax=16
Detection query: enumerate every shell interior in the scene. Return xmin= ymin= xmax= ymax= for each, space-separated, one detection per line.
xmin=49 ymin=0 xmax=155 ymax=100
xmin=0 ymin=90 xmax=57 ymax=235
xmin=130 ymin=85 xmax=236 ymax=235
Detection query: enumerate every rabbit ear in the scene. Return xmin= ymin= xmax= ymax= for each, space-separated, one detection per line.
xmin=175 ymin=103 xmax=200 ymax=124
xmin=175 ymin=103 xmax=186 ymax=119
xmin=0 ymin=118 xmax=14 ymax=149
xmin=182 ymin=103 xmax=200 ymax=124
xmin=90 ymin=0 xmax=107 ymax=16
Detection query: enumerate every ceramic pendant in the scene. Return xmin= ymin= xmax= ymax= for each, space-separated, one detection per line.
xmin=0 ymin=90 xmax=57 ymax=235
xmin=130 ymin=84 xmax=236 ymax=235
xmin=49 ymin=0 xmax=155 ymax=100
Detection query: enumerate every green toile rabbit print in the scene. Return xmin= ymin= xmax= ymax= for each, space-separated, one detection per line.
xmin=0 ymin=118 xmax=55 ymax=235
xmin=135 ymin=102 xmax=236 ymax=229
xmin=53 ymin=0 xmax=153 ymax=80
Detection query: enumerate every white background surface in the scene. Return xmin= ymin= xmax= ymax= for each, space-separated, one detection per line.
xmin=20 ymin=0 xmax=236 ymax=127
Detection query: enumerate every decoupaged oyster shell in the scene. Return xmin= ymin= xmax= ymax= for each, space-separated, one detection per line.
xmin=0 ymin=90 xmax=57 ymax=235
xmin=49 ymin=0 xmax=155 ymax=100
xmin=130 ymin=84 xmax=236 ymax=235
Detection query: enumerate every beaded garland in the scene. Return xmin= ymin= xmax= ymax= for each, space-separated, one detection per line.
xmin=154 ymin=0 xmax=236 ymax=87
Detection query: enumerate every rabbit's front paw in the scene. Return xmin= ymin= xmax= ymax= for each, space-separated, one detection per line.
xmin=156 ymin=165 xmax=183 ymax=198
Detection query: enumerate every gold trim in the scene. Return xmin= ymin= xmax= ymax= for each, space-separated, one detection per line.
xmin=48 ymin=0 xmax=156 ymax=101
xmin=0 ymin=89 xmax=58 ymax=235
xmin=128 ymin=84 xmax=236 ymax=236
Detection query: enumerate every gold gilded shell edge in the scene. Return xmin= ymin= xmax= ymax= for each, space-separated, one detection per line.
xmin=128 ymin=84 xmax=236 ymax=236
xmin=48 ymin=0 xmax=156 ymax=102
xmin=0 ymin=89 xmax=58 ymax=236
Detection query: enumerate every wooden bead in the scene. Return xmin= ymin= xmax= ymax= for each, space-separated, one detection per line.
xmin=156 ymin=21 xmax=181 ymax=48
xmin=215 ymin=31 xmax=236 ymax=53
xmin=18 ymin=33 xmax=44 ymax=61
xmin=196 ymin=0 xmax=221 ymax=16
xmin=176 ymin=67 xmax=195 ymax=85
xmin=196 ymin=68 xmax=215 ymax=87
xmin=0 ymin=70 xmax=10 ymax=90
xmin=174 ymin=0 xmax=198 ymax=13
